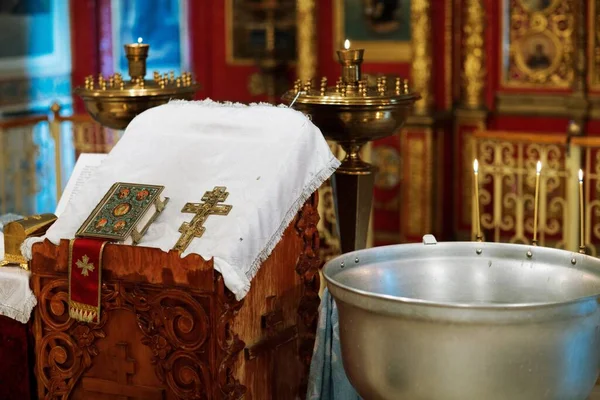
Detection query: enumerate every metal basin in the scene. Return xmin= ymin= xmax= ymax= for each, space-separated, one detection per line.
xmin=324 ymin=237 xmax=600 ymax=400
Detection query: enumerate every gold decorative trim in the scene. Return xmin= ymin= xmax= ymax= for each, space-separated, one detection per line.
xmin=444 ymin=0 xmax=453 ymax=109
xmin=501 ymin=0 xmax=574 ymax=88
xmin=461 ymin=0 xmax=486 ymax=109
xmin=411 ymin=0 xmax=432 ymax=114
xmin=496 ymin=92 xmax=570 ymax=116
xmin=513 ymin=30 xmax=564 ymax=79
xmin=400 ymin=128 xmax=432 ymax=238
xmin=297 ymin=0 xmax=317 ymax=81
xmin=453 ymin=108 xmax=487 ymax=237
xmin=495 ymin=92 xmax=597 ymax=117
xmin=588 ymin=0 xmax=600 ymax=89
xmin=0 ymin=253 xmax=28 ymax=269
xmin=333 ymin=0 xmax=412 ymax=62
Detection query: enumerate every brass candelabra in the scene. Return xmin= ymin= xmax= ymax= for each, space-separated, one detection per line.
xmin=282 ymin=41 xmax=420 ymax=253
xmin=74 ymin=41 xmax=200 ymax=130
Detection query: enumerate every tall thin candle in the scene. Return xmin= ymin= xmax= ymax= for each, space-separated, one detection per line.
xmin=532 ymin=161 xmax=541 ymax=245
xmin=579 ymin=169 xmax=585 ymax=253
xmin=473 ymin=159 xmax=482 ymax=241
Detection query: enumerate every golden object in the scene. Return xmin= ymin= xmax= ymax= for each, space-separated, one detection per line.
xmin=0 ymin=116 xmax=42 ymax=215
xmin=579 ymin=169 xmax=585 ymax=253
xmin=532 ymin=161 xmax=542 ymax=245
xmin=461 ymin=0 xmax=486 ymax=108
xmin=473 ymin=159 xmax=482 ymax=241
xmin=173 ymin=186 xmax=233 ymax=254
xmin=49 ymin=103 xmax=63 ymax=198
xmin=411 ymin=0 xmax=432 ymax=114
xmin=1 ymin=213 xmax=57 ymax=269
xmin=75 ymin=254 xmax=94 ymax=277
xmin=282 ymin=43 xmax=420 ymax=253
xmin=398 ymin=117 xmax=436 ymax=242
xmin=74 ymin=42 xmax=200 ymax=130
xmin=444 ymin=0 xmax=453 ymax=109
xmin=76 ymin=183 xmax=169 ymax=245
xmin=297 ymin=0 xmax=317 ymax=81
xmin=502 ymin=0 xmax=574 ymax=88
xmin=467 ymin=130 xmax=600 ymax=249
xmin=455 ymin=109 xmax=487 ymax=235
xmin=571 ymin=0 xmax=586 ymax=95
xmin=333 ymin=0 xmax=412 ymax=62
xmin=588 ymin=0 xmax=600 ymax=88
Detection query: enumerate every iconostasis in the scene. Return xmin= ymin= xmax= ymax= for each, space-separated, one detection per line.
xmin=67 ymin=0 xmax=599 ymax=252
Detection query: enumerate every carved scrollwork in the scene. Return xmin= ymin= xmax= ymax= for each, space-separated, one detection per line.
xmin=37 ymin=279 xmax=212 ymax=399
xmin=36 ymin=302 xmax=106 ymax=399
xmin=38 ymin=278 xmax=73 ymax=332
xmin=163 ymin=350 xmax=212 ymax=400
xmin=37 ymin=332 xmax=82 ymax=398
xmin=295 ymin=193 xmax=322 ymax=396
xmin=215 ymin=277 xmax=246 ymax=399
xmin=127 ymin=286 xmax=211 ymax=394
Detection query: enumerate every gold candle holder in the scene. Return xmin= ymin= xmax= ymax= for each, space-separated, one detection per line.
xmin=532 ymin=161 xmax=541 ymax=246
xmin=473 ymin=159 xmax=482 ymax=242
xmin=74 ymin=39 xmax=200 ymax=130
xmin=124 ymin=37 xmax=150 ymax=83
xmin=336 ymin=40 xmax=364 ymax=87
xmin=281 ymin=42 xmax=420 ymax=253
xmin=579 ymin=169 xmax=585 ymax=254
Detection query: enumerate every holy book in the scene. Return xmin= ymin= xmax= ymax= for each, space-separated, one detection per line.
xmin=75 ymin=182 xmax=169 ymax=245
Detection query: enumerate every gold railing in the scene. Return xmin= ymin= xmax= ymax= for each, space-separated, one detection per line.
xmin=0 ymin=104 xmax=121 ymax=215
xmin=0 ymin=115 xmax=48 ymax=215
xmin=472 ymin=131 xmax=600 ymax=254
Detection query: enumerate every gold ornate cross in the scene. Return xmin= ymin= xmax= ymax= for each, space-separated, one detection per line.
xmin=173 ymin=186 xmax=232 ymax=253
xmin=76 ymin=255 xmax=95 ymax=276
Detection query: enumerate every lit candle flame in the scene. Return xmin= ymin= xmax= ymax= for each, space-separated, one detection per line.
xmin=536 ymin=160 xmax=542 ymax=174
xmin=579 ymin=169 xmax=584 ymax=182
xmin=473 ymin=159 xmax=479 ymax=174
xmin=137 ymin=37 xmax=143 ymax=44
xmin=344 ymin=39 xmax=350 ymax=50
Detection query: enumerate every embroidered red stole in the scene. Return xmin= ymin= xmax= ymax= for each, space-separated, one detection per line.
xmin=68 ymin=238 xmax=108 ymax=323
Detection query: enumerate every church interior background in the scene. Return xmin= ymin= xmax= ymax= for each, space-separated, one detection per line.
xmin=1 ymin=0 xmax=599 ymax=259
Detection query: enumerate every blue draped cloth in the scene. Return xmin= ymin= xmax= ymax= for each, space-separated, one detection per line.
xmin=306 ymin=288 xmax=361 ymax=400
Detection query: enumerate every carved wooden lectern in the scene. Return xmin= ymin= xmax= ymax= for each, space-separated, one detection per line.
xmin=30 ymin=195 xmax=321 ymax=399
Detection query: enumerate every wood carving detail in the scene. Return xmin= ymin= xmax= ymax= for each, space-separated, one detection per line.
xmin=33 ymin=196 xmax=320 ymax=400
xmin=294 ymin=193 xmax=322 ymax=396
xmin=215 ymin=276 xmax=247 ymax=399
xmin=37 ymin=279 xmax=213 ymax=399
xmin=37 ymin=278 xmax=106 ymax=399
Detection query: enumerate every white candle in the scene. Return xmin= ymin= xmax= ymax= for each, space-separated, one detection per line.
xmin=473 ymin=159 xmax=481 ymax=240
xmin=579 ymin=169 xmax=584 ymax=252
xmin=533 ymin=161 xmax=541 ymax=243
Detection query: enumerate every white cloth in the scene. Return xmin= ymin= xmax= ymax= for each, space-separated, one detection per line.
xmin=25 ymin=100 xmax=340 ymax=300
xmin=0 ymin=233 xmax=37 ymax=324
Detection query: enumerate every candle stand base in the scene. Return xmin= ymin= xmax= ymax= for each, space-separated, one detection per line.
xmin=331 ymin=156 xmax=375 ymax=254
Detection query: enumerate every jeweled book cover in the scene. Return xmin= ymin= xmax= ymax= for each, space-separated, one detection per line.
xmin=76 ymin=182 xmax=167 ymax=243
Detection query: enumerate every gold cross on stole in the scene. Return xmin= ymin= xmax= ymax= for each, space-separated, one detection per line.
xmin=76 ymin=255 xmax=94 ymax=277
xmin=173 ymin=186 xmax=232 ymax=253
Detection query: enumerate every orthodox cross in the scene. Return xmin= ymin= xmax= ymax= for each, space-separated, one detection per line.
xmin=173 ymin=186 xmax=232 ymax=253
xmin=81 ymin=342 xmax=164 ymax=400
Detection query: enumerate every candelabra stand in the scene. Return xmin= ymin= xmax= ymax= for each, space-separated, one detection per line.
xmin=74 ymin=42 xmax=200 ymax=130
xmin=282 ymin=46 xmax=420 ymax=253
